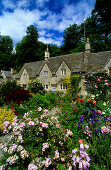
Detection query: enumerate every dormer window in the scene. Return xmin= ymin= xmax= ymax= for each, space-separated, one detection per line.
xmin=61 ymin=69 xmax=66 ymax=75
xmin=44 ymin=71 xmax=48 ymax=76
xmin=23 ymin=73 xmax=27 ymax=79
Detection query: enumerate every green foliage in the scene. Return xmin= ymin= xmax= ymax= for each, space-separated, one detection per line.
xmin=15 ymin=25 xmax=39 ymax=65
xmin=62 ymin=24 xmax=81 ymax=53
xmin=28 ymin=79 xmax=45 ymax=94
xmin=27 ymin=93 xmax=58 ymax=110
xmin=61 ymin=75 xmax=81 ymax=96
xmin=0 ymin=80 xmax=21 ymax=106
xmin=0 ymin=35 xmax=14 ymax=70
xmin=84 ymin=71 xmax=111 ymax=101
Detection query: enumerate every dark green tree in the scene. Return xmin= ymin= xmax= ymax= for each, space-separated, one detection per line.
xmin=15 ymin=25 xmax=39 ymax=65
xmin=62 ymin=24 xmax=81 ymax=53
xmin=92 ymin=0 xmax=111 ymax=44
xmin=0 ymin=35 xmax=14 ymax=70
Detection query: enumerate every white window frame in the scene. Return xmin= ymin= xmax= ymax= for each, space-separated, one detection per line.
xmin=61 ymin=69 xmax=66 ymax=75
xmin=60 ymin=84 xmax=67 ymax=90
xmin=44 ymin=71 xmax=48 ymax=76
xmin=44 ymin=84 xmax=48 ymax=90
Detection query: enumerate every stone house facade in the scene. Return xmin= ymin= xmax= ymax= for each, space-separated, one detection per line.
xmin=15 ymin=39 xmax=111 ymax=95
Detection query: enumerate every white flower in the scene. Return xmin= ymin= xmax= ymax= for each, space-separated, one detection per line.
xmin=28 ymin=163 xmax=38 ymax=170
xmin=17 ymin=145 xmax=24 ymax=152
xmin=6 ymin=154 xmax=18 ymax=165
xmin=20 ymin=150 xmax=29 ymax=160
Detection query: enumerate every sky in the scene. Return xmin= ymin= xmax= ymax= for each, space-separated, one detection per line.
xmin=0 ymin=0 xmax=96 ymax=47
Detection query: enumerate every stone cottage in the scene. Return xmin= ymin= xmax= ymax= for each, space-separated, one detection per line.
xmin=15 ymin=39 xmax=111 ymax=95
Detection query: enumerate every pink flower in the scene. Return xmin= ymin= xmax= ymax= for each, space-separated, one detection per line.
xmin=79 ymin=162 xmax=82 ymax=169
xmin=82 ymin=160 xmax=86 ymax=169
xmin=72 ymin=148 xmax=77 ymax=154
xmin=42 ymin=143 xmax=49 ymax=151
xmin=4 ymin=121 xmax=10 ymax=127
xmin=105 ymin=83 xmax=109 ymax=86
xmin=38 ymin=107 xmax=42 ymax=111
xmin=84 ymin=80 xmax=87 ymax=83
xmin=101 ymin=126 xmax=110 ymax=133
xmin=76 ymin=156 xmax=80 ymax=163
xmin=84 ymin=144 xmax=89 ymax=150
xmin=54 ymin=150 xmax=59 ymax=159
xmin=97 ymin=78 xmax=100 ymax=81
xmin=90 ymin=74 xmax=93 ymax=76
xmin=80 ymin=144 xmax=84 ymax=150
xmin=104 ymin=80 xmax=108 ymax=82
xmin=42 ymin=123 xmax=48 ymax=128
xmin=44 ymin=109 xmax=48 ymax=114
xmin=72 ymin=155 xmax=76 ymax=161
xmin=8 ymin=125 xmax=12 ymax=130
xmin=95 ymin=85 xmax=98 ymax=88
xmin=66 ymin=130 xmax=73 ymax=137
xmin=61 ymin=158 xmax=65 ymax=162
xmin=28 ymin=121 xmax=35 ymax=126
xmin=44 ymin=157 xmax=52 ymax=167
xmin=20 ymin=122 xmax=26 ymax=129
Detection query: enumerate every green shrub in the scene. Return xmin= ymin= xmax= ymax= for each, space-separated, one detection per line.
xmin=28 ymin=79 xmax=45 ymax=94
xmin=27 ymin=93 xmax=58 ymax=110
xmin=0 ymin=80 xmax=20 ymax=106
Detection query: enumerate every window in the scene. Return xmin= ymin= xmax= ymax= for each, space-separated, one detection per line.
xmin=51 ymin=84 xmax=56 ymax=91
xmin=23 ymin=73 xmax=27 ymax=79
xmin=44 ymin=85 xmax=48 ymax=90
xmin=44 ymin=71 xmax=48 ymax=76
xmin=61 ymin=69 xmax=66 ymax=75
xmin=60 ymin=84 xmax=67 ymax=90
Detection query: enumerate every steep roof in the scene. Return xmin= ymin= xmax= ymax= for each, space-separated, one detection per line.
xmin=1 ymin=70 xmax=13 ymax=78
xmin=87 ymin=51 xmax=111 ymax=72
xmin=15 ymin=51 xmax=111 ymax=79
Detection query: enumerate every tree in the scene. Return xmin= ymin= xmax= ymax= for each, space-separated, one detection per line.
xmin=0 ymin=35 xmax=14 ymax=70
xmin=62 ymin=24 xmax=81 ymax=53
xmin=15 ymin=25 xmax=39 ymax=65
xmin=0 ymin=35 xmax=13 ymax=54
xmin=92 ymin=0 xmax=111 ymax=44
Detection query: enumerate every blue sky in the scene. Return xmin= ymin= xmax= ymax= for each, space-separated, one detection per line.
xmin=0 ymin=0 xmax=96 ymax=47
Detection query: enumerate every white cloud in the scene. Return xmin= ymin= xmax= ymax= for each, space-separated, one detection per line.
xmin=36 ymin=0 xmax=50 ymax=7
xmin=17 ymin=0 xmax=30 ymax=8
xmin=39 ymin=36 xmax=62 ymax=46
xmin=0 ymin=8 xmax=48 ymax=44
xmin=0 ymin=0 xmax=96 ymax=46
xmin=2 ymin=0 xmax=15 ymax=9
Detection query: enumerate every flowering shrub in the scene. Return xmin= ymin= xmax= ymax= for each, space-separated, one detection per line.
xmin=0 ymin=107 xmax=15 ymax=132
xmin=28 ymin=79 xmax=45 ymax=94
xmin=84 ymin=71 xmax=111 ymax=101
xmin=5 ymin=89 xmax=32 ymax=104
xmin=0 ymin=108 xmax=91 ymax=170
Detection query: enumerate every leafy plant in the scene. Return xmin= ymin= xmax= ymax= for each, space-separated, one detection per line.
xmin=28 ymin=79 xmax=45 ymax=94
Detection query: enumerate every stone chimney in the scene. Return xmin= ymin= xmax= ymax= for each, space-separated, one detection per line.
xmin=45 ymin=46 xmax=50 ymax=61
xmin=85 ymin=38 xmax=90 ymax=53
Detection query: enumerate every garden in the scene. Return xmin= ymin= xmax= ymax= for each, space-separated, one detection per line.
xmin=0 ymin=71 xmax=111 ymax=170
